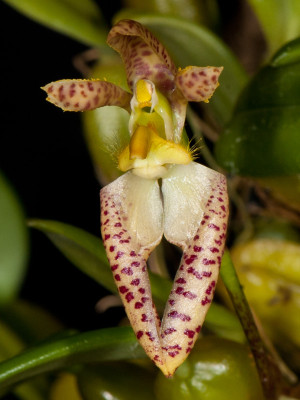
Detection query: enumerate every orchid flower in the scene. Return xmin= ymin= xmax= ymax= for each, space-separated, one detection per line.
xmin=42 ymin=19 xmax=228 ymax=377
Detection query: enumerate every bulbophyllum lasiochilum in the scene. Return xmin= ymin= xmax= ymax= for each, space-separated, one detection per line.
xmin=42 ymin=19 xmax=229 ymax=377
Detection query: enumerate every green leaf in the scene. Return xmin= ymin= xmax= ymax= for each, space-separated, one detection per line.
xmin=0 ymin=327 xmax=145 ymax=392
xmin=0 ymin=171 xmax=29 ymax=304
xmin=122 ymin=0 xmax=219 ymax=27
xmin=114 ymin=12 xmax=247 ymax=126
xmin=215 ymin=38 xmax=300 ymax=177
xmin=248 ymin=0 xmax=300 ymax=57
xmin=0 ymin=300 xmax=62 ymax=345
xmin=28 ymin=219 xmax=116 ymax=293
xmin=28 ymin=219 xmax=244 ymax=341
xmin=2 ymin=0 xmax=107 ymax=47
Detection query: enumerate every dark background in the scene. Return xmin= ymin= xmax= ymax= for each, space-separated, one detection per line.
xmin=0 ymin=1 xmax=124 ymax=330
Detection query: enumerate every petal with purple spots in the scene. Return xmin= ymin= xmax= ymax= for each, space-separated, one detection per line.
xmin=42 ymin=79 xmax=132 ymax=112
xmin=176 ymin=66 xmax=223 ymax=103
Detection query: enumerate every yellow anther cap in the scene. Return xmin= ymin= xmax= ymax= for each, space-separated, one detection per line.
xmin=135 ymin=80 xmax=153 ymax=108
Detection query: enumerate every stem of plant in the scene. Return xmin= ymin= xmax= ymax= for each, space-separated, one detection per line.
xmin=220 ymin=250 xmax=281 ymax=400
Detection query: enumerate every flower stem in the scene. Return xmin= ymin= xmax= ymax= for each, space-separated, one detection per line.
xmin=220 ymin=250 xmax=281 ymax=400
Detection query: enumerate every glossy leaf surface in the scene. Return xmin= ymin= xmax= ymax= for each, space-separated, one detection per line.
xmin=0 ymin=327 xmax=144 ymax=391
xmin=215 ymin=38 xmax=300 ymax=177
xmin=155 ymin=336 xmax=264 ymax=400
xmin=2 ymin=0 xmax=107 ymax=47
xmin=123 ymin=0 xmax=219 ymax=26
xmin=248 ymin=0 xmax=300 ymax=56
xmin=0 ymin=172 xmax=29 ymax=304
xmin=78 ymin=362 xmax=156 ymax=400
xmin=231 ymin=238 xmax=300 ymax=348
xmin=114 ymin=12 xmax=247 ymax=126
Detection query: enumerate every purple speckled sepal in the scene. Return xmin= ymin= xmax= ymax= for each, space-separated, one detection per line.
xmin=107 ymin=19 xmax=177 ymax=94
xmin=42 ymin=80 xmax=132 ymax=112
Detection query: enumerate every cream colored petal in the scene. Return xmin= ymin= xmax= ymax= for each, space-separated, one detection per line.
xmin=42 ymin=79 xmax=131 ymax=112
xmin=176 ymin=66 xmax=223 ymax=102
xmin=107 ymin=19 xmax=176 ymax=94
xmin=160 ymin=162 xmax=229 ymax=375
xmin=100 ymin=172 xmax=168 ymax=373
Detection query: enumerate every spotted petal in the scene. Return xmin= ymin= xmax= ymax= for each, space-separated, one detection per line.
xmin=160 ymin=162 xmax=229 ymax=375
xmin=107 ymin=19 xmax=177 ymax=94
xmin=42 ymin=80 xmax=132 ymax=112
xmin=100 ymin=172 xmax=167 ymax=373
xmin=175 ymin=66 xmax=223 ymax=102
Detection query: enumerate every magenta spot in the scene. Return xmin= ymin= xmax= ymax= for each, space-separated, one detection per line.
xmin=175 ymin=287 xmax=184 ymax=294
xmin=194 ymin=234 xmax=199 ymax=240
xmin=103 ymin=219 xmax=109 ymax=225
xmin=168 ymin=311 xmax=191 ymax=322
xmin=120 ymin=239 xmax=130 ymax=244
xmin=103 ymin=210 xmax=108 ymax=215
xmin=186 ymin=347 xmax=192 ymax=354
xmin=206 ymin=283 xmax=216 ymax=295
xmin=135 ymin=302 xmax=143 ymax=309
xmin=130 ymin=251 xmax=137 ymax=257
xmin=168 ymin=299 xmax=175 ymax=306
xmin=131 ymin=261 xmax=140 ymax=267
xmin=176 ymin=277 xmax=186 ymax=284
xmin=119 ymin=286 xmax=128 ymax=294
xmin=142 ymin=314 xmax=149 ymax=322
xmin=139 ymin=288 xmax=145 ymax=294
xmin=218 ymin=197 xmax=224 ymax=202
xmin=136 ymin=331 xmax=143 ymax=339
xmin=194 ymin=246 xmax=203 ymax=252
xmin=131 ymin=278 xmax=140 ymax=286
xmin=104 ymin=234 xmax=110 ymax=240
xmin=184 ymin=329 xmax=195 ymax=339
xmin=87 ymin=82 xmax=94 ymax=91
xmin=208 ymin=223 xmax=220 ymax=231
xmin=215 ymin=239 xmax=222 ymax=246
xmin=114 ymin=222 xmax=122 ymax=227
xmin=203 ymin=271 xmax=212 ymax=277
xmin=125 ymin=292 xmax=134 ymax=303
xmin=196 ymin=325 xmax=202 ymax=333
xmin=202 ymin=258 xmax=216 ymax=265
xmin=201 ymin=296 xmax=211 ymax=306
xmin=121 ymin=267 xmax=133 ymax=276
xmin=109 ymin=246 xmax=115 ymax=252
xmin=111 ymin=264 xmax=118 ymax=271
xmin=168 ymin=351 xmax=179 ymax=358
xmin=185 ymin=254 xmax=198 ymax=265
xmin=164 ymin=327 xmax=176 ymax=335
xmin=146 ymin=331 xmax=155 ymax=341
xmin=210 ymin=247 xmax=219 ymax=253
xmin=115 ymin=251 xmax=124 ymax=260
xmin=183 ymin=291 xmax=197 ymax=300
xmin=141 ymin=297 xmax=149 ymax=303
xmin=115 ymin=274 xmax=121 ymax=281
